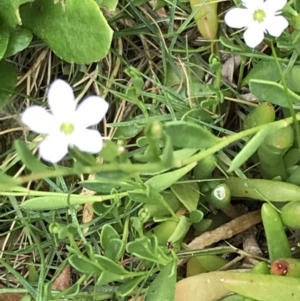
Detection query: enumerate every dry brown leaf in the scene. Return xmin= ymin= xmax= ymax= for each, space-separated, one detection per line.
xmin=188 ymin=210 xmax=261 ymax=250
xmin=51 ymin=264 xmax=71 ymax=291
xmin=179 ymin=210 xmax=261 ymax=266
xmin=81 ymin=173 xmax=97 ymax=235
xmin=0 ymin=293 xmax=25 ymax=301
xmin=82 ymin=202 xmax=94 ymax=235
xmin=222 ymin=55 xmax=242 ymax=83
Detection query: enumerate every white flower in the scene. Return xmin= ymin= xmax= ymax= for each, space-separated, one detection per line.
xmin=21 ymin=79 xmax=109 ymax=163
xmin=224 ymin=0 xmax=288 ymax=48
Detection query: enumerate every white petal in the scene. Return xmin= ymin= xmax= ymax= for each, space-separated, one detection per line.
xmin=39 ymin=133 xmax=69 ymax=163
xmin=225 ymin=8 xmax=251 ymax=29
xmin=74 ymin=96 xmax=109 ymax=128
xmin=21 ymin=106 xmax=57 ymax=134
xmin=243 ymin=25 xmax=265 ymax=47
xmin=71 ymin=129 xmax=103 ymax=153
xmin=47 ymin=79 xmax=76 ymax=121
xmin=265 ymin=15 xmax=288 ymax=37
xmin=263 ymin=0 xmax=287 ymax=13
xmin=242 ymin=0 xmax=264 ymax=10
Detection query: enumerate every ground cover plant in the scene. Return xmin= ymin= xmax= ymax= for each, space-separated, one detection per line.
xmin=1 ymin=0 xmax=300 ymax=300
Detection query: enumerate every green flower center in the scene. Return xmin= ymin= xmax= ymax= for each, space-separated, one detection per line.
xmin=60 ymin=122 xmax=75 ymax=135
xmin=253 ymin=9 xmax=266 ymax=23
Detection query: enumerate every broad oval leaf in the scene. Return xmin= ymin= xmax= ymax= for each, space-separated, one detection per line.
xmin=20 ymin=0 xmax=113 ymax=64
xmin=95 ymin=254 xmax=128 ymax=275
xmin=243 ymin=60 xmax=286 ymax=85
xmin=249 ymin=79 xmax=300 ymax=108
xmin=104 ymin=238 xmax=125 ymax=262
xmin=145 ymin=261 xmax=176 ymax=301
xmin=171 ymin=180 xmax=199 ymax=212
xmin=286 ymin=65 xmax=300 ymax=93
xmin=69 ymin=254 xmax=102 ymax=274
xmin=0 ymin=0 xmax=33 ymax=28
xmin=0 ymin=24 xmax=10 ymax=59
xmin=4 ymin=28 xmax=33 ymax=57
xmin=100 ymin=224 xmax=120 ymax=250
xmin=165 ymin=121 xmax=221 ymax=148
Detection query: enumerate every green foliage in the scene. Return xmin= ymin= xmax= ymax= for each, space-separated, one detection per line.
xmin=4 ymin=0 xmax=300 ymax=300
xmin=20 ymin=0 xmax=113 ymax=64
xmin=243 ymin=61 xmax=286 ymax=85
xmin=249 ymin=79 xmax=300 ymax=108
xmin=222 ymin=273 xmax=300 ymax=301
xmin=4 ymin=27 xmax=33 ymax=58
xmin=0 ymin=60 xmax=17 ymax=108
xmin=145 ymin=261 xmax=176 ymax=301
xmin=0 ymin=0 xmax=33 ymax=28
xmin=165 ymin=121 xmax=221 ymax=148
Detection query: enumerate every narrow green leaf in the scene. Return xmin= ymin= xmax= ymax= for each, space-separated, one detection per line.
xmin=165 ymin=121 xmax=221 ymax=148
xmin=145 ymin=162 xmax=197 ymax=192
xmin=219 ymin=35 xmax=244 ymax=51
xmin=21 ymin=195 xmax=104 ymax=211
xmin=222 ymin=272 xmax=300 ymax=301
xmin=14 ymin=140 xmax=50 ymax=173
xmin=0 ymin=60 xmax=17 ymax=109
xmin=0 ymin=258 xmax=36 ymax=299
xmin=225 ymin=177 xmax=300 ymax=202
xmin=160 ymin=134 xmax=174 ymax=168
xmin=79 ymin=179 xmax=136 ymax=194
xmin=228 ymin=127 xmax=271 ymax=172
xmin=0 ymin=171 xmax=20 ymax=189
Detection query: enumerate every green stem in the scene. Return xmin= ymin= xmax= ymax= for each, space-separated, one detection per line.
xmin=174 ymin=116 xmax=294 ymax=167
xmin=9 ymin=115 xmax=300 ymax=188
xmin=17 ymin=162 xmax=163 ymax=185
xmin=0 ymin=189 xmax=128 ymax=200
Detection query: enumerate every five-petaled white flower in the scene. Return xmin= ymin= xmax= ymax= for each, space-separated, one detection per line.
xmin=224 ymin=0 xmax=288 ymax=48
xmin=22 ymin=79 xmax=109 ymax=163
